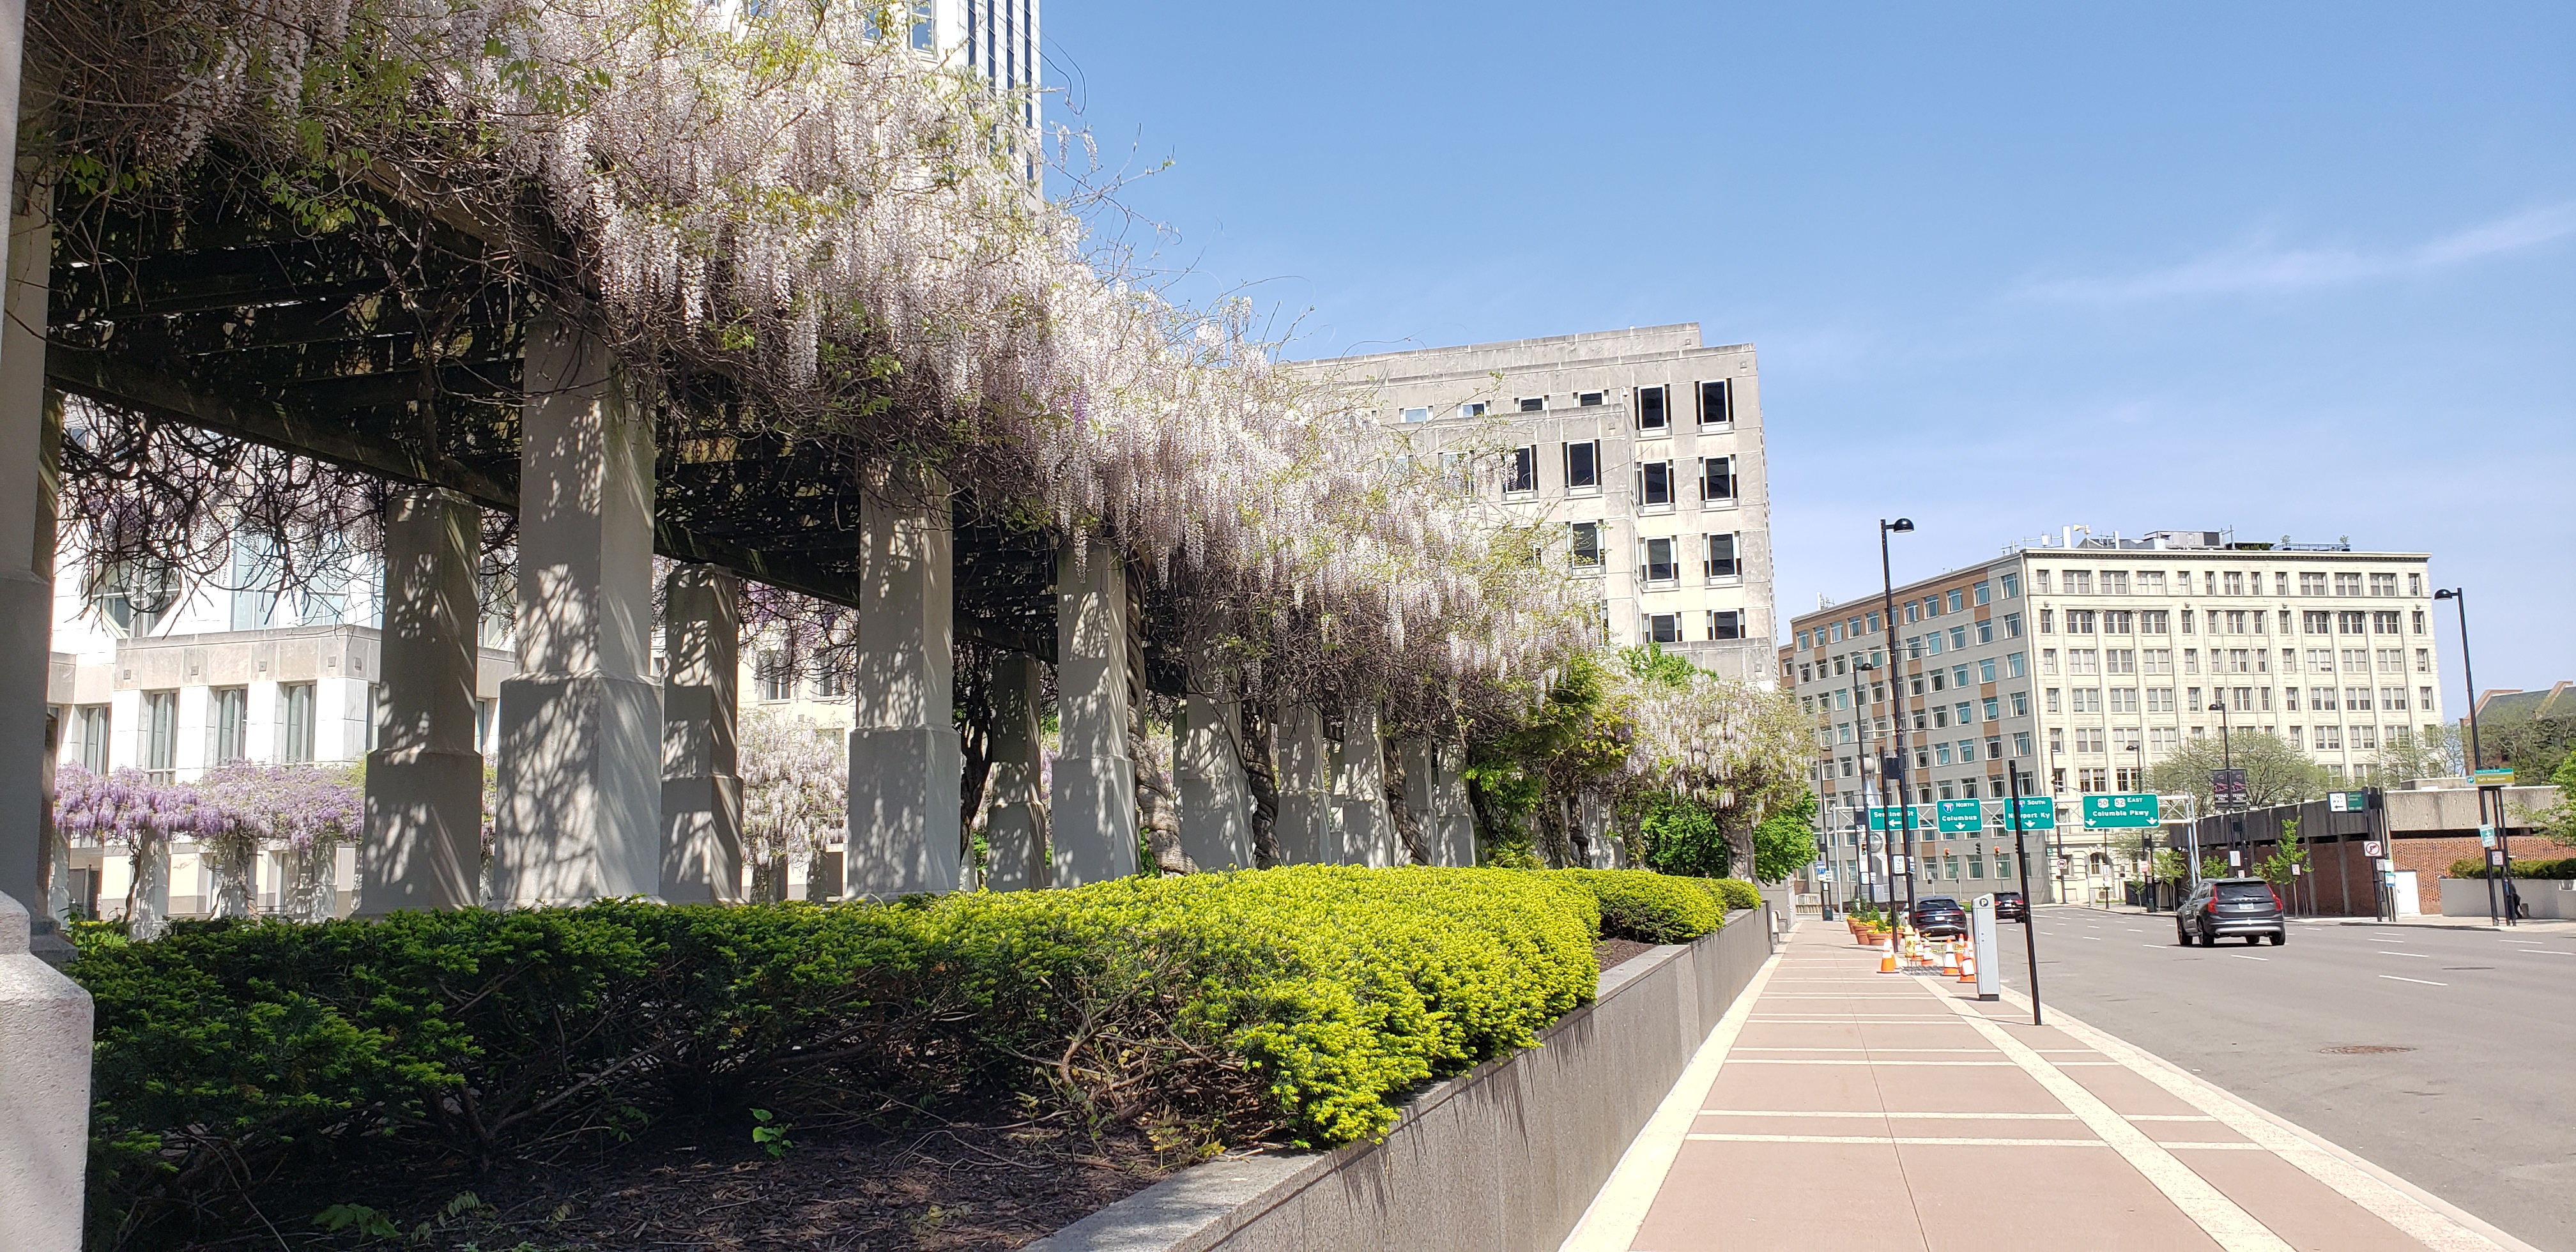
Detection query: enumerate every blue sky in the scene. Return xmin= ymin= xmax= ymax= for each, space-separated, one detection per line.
xmin=1042 ymin=2 xmax=2575 ymax=711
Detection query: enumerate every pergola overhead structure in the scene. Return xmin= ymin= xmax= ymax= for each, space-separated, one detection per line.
xmin=44 ymin=176 xmax=1063 ymax=660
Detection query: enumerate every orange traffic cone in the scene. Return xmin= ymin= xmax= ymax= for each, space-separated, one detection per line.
xmin=1957 ymin=949 xmax=1977 ymax=984
xmin=1940 ymin=943 xmax=1959 ymax=975
xmin=1878 ymin=938 xmax=1898 ymax=974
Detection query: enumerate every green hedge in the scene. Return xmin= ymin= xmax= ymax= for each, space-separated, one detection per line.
xmin=77 ymin=866 xmax=1742 ymax=1246
xmin=2447 ymin=855 xmax=2576 ymax=880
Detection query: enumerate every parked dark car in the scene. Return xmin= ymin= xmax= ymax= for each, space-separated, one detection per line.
xmin=2175 ymin=878 xmax=2287 ymax=947
xmin=1992 ymin=891 xmax=2028 ymax=923
xmin=1912 ymin=896 xmax=1968 ymax=937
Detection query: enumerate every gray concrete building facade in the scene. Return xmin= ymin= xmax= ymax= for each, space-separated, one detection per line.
xmin=1314 ymin=325 xmax=1774 ymax=680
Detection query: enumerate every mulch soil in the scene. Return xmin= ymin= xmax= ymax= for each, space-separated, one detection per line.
xmin=1593 ymin=937 xmax=1659 ymax=972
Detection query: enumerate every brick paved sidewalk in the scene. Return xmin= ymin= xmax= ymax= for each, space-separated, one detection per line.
xmin=1565 ymin=922 xmax=2536 ymax=1252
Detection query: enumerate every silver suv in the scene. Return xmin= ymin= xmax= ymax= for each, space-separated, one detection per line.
xmin=2175 ymin=878 xmax=2286 ymax=947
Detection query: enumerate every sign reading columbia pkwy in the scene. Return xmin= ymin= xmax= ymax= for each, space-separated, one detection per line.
xmin=2082 ymin=793 xmax=2162 ymax=829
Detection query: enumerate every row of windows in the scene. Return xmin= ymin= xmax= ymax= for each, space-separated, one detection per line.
xmin=2039 ymin=607 xmax=2423 ymax=637
xmin=1402 ymin=379 xmax=1741 ymax=429
xmin=1591 ymin=529 xmax=1742 ymax=581
xmin=1502 ymin=444 xmax=1738 ymax=505
xmin=2034 ymin=569 xmax=2422 ymax=599
xmin=2041 ymin=646 xmax=2430 ymax=676
xmin=1644 ymin=611 xmax=1747 ymax=644
xmin=67 ymin=685 xmax=326 ymax=781
xmin=1796 ymin=652 xmax=2029 ymax=690
xmin=2042 ymin=682 xmax=2434 ymax=717
xmin=1795 ymin=574 xmax=2018 ymax=650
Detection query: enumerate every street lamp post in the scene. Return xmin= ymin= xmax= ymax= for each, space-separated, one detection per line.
xmin=2435 ymin=588 xmax=2511 ymax=925
xmin=1878 ymin=519 xmax=1919 ymax=933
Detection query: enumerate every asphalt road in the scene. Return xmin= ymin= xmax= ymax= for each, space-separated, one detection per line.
xmin=1982 ymin=905 xmax=2576 ymax=1252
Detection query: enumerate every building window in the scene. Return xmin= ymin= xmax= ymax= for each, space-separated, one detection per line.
xmin=1506 ymin=446 xmax=1538 ymax=495
xmin=141 ymin=691 xmax=179 ymax=783
xmin=2039 ymin=609 xmax=2054 ymax=634
xmin=279 ymin=683 xmax=315 ymax=763
xmin=2334 ymin=572 xmax=2361 ymax=596
xmin=1700 ymin=455 xmax=1735 ymax=502
xmin=1571 ymin=522 xmax=1604 ymax=570
xmin=1708 ymin=610 xmax=1744 ymax=641
xmin=813 ymin=670 xmax=850 ymax=700
xmin=2080 ymin=768 xmax=2109 ymax=793
xmin=1646 ymin=613 xmax=1683 ymax=644
xmin=1400 ymin=406 xmax=1431 ymax=423
xmin=1642 ymin=537 xmax=1678 ymax=584
xmin=2001 ymin=572 xmax=2021 ymax=599
xmin=1637 ymin=461 xmax=1674 ymax=507
xmin=1636 ymin=385 xmax=1668 ymax=430
xmin=2006 ymin=652 xmax=2026 ymax=678
xmin=77 ymin=705 xmax=111 ymax=774
xmin=756 ymin=652 xmax=795 ymax=702
xmin=1698 ymin=379 xmax=1732 ymax=425
xmin=1517 ymin=397 xmax=1545 ymax=412
xmin=1577 ymin=391 xmax=1606 ymax=406
xmin=2369 ymin=573 xmax=2397 ymax=597
xmin=2299 ymin=572 xmax=2326 ymax=596
xmin=1564 ymin=440 xmax=1600 ymax=491
xmin=210 ymin=687 xmax=250 ymax=765
xmin=1704 ymin=532 xmax=1739 ymax=578
xmin=1457 ymin=401 xmax=1489 ymax=420
xmin=2315 ymin=725 xmax=2343 ymax=750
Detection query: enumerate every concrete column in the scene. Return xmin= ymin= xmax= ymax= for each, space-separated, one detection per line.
xmin=844 ymin=470 xmax=962 ymax=899
xmin=1271 ymin=705 xmax=1331 ymax=865
xmin=659 ymin=565 xmax=741 ymax=903
xmin=0 ymin=190 xmax=68 ymax=961
xmin=1397 ymin=738 xmax=1437 ymax=866
xmin=357 ymin=487 xmax=485 ymax=915
xmin=0 ymin=890 xmax=91 ymax=1252
xmin=1050 ymin=538 xmax=1137 ymax=886
xmin=981 ymin=652 xmax=1048 ymax=890
xmin=495 ymin=317 xmax=661 ymax=906
xmin=1434 ymin=742 xmax=1476 ymax=867
xmin=1331 ymin=709 xmax=1395 ymax=867
xmin=1175 ymin=658 xmax=1254 ymax=872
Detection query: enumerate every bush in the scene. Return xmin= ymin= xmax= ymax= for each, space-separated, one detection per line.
xmin=72 ymin=866 xmax=1600 ymax=1247
xmin=2447 ymin=855 xmax=2576 ymax=880
xmin=1554 ymin=869 xmax=1722 ymax=943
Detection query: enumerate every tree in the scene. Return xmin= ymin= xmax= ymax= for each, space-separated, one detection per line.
xmin=1749 ymin=790 xmax=1820 ymax=884
xmin=739 ymin=709 xmax=847 ymax=901
xmin=2145 ymin=731 xmax=2329 ymax=813
xmin=2255 ymin=816 xmax=2309 ymax=888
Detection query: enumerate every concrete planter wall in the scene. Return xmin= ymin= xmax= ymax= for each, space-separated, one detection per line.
xmin=1030 ymin=906 xmax=1777 ymax=1252
xmin=2439 ymin=876 xmax=2576 ymax=920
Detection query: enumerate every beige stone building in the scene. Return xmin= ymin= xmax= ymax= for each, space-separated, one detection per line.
xmin=1782 ymin=529 xmax=2444 ymax=906
xmin=1309 ymin=324 xmax=1774 ymax=680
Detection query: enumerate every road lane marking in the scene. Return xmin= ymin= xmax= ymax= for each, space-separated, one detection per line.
xmin=2234 ymin=954 xmax=2269 ymax=961
xmin=2378 ymin=975 xmax=2448 ymax=986
xmin=1936 ymin=995 xmax=2295 ymax=1251
xmin=2378 ymin=951 xmax=2431 ymax=958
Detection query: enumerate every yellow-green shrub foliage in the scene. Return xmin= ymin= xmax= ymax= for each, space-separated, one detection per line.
xmin=1714 ymin=878 xmax=1765 ymax=912
xmin=72 ymin=866 xmax=1600 ymax=1241
xmin=1552 ymin=869 xmax=1723 ymax=943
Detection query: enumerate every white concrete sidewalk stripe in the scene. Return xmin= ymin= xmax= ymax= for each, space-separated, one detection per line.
xmin=2018 ymin=993 xmax=2531 ymax=1252
xmin=1689 ymin=1132 xmax=2108 ymax=1147
xmin=1722 ymin=1058 xmax=2018 ymax=1067
xmin=1936 ymin=993 xmax=2296 ymax=1252
xmin=1698 ymin=1110 xmax=2078 ymax=1120
xmin=1558 ymin=938 xmax=1788 ymax=1252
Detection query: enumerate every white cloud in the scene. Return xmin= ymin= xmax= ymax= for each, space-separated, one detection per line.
xmin=2016 ymin=202 xmax=2576 ymax=303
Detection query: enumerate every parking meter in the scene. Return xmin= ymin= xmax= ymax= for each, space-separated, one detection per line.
xmin=1971 ymin=894 xmax=2000 ymax=1002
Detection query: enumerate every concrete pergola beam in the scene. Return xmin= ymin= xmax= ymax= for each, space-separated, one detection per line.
xmin=494 ymin=317 xmax=664 ymax=905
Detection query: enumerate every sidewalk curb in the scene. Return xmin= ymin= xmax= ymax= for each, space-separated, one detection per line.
xmin=1988 ymin=986 xmax=2547 ymax=1252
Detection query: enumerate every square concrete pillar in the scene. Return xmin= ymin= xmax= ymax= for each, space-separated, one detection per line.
xmin=1434 ymin=742 xmax=1476 ymax=867
xmin=981 ymin=652 xmax=1048 ymax=891
xmin=0 ymin=890 xmax=93 ymax=1252
xmin=1050 ymin=538 xmax=1137 ymax=886
xmin=1331 ymin=708 xmax=1396 ymax=867
xmin=0 ymin=197 xmax=68 ymax=961
xmin=845 ymin=470 xmax=962 ymax=899
xmin=1176 ymin=655 xmax=1254 ymax=872
xmin=1270 ymin=705 xmax=1331 ymax=866
xmin=495 ymin=317 xmax=662 ymax=906
xmin=357 ymin=487 xmax=486 ymax=915
xmin=661 ymin=565 xmax=742 ymax=903
xmin=1396 ymin=737 xmax=1438 ymax=866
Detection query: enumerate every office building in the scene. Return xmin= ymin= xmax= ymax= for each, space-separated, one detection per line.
xmin=1782 ymin=528 xmax=2444 ymax=905
xmin=1314 ymin=324 xmax=1774 ymax=680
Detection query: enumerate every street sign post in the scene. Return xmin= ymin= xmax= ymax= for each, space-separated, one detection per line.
xmin=2480 ymin=825 xmax=2497 ymax=848
xmin=2363 ymin=840 xmax=2382 ymax=858
xmin=1938 ymin=798 xmax=1982 ymax=833
xmin=2082 ymin=793 xmax=2161 ymax=828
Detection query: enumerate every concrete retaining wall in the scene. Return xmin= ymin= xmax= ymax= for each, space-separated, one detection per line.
xmin=2439 ymin=876 xmax=2576 ymax=920
xmin=1030 ymin=905 xmax=1777 ymax=1252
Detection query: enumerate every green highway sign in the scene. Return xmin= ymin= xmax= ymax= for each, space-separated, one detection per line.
xmin=1867 ymin=804 xmax=1939 ymax=831
xmin=1938 ymin=798 xmax=1983 ymax=833
xmin=2009 ymin=797 xmax=2057 ymax=829
xmin=2472 ymin=768 xmax=2517 ymax=785
xmin=2082 ymin=793 xmax=2161 ymax=829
